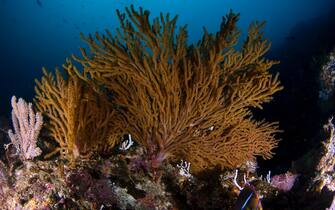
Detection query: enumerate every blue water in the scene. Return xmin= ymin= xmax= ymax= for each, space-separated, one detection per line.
xmin=0 ymin=0 xmax=334 ymax=116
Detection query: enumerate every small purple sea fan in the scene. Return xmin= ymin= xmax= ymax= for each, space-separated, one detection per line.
xmin=270 ymin=171 xmax=298 ymax=192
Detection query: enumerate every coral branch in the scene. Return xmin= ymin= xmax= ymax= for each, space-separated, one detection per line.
xmin=8 ymin=96 xmax=43 ymax=160
xmin=74 ymin=6 xmax=282 ymax=171
xmin=34 ymin=60 xmax=120 ymax=162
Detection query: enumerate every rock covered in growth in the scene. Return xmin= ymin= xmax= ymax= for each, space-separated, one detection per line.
xmin=0 ymin=143 xmax=182 ymax=210
xmin=270 ymin=171 xmax=298 ymax=192
xmin=319 ymin=50 xmax=335 ymax=101
xmin=0 ymin=115 xmax=334 ymax=209
xmin=311 ymin=117 xmax=335 ymax=192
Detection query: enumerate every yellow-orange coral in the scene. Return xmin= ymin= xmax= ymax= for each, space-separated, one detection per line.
xmin=34 ymin=60 xmax=119 ymax=162
xmin=74 ymin=6 xmax=282 ymax=171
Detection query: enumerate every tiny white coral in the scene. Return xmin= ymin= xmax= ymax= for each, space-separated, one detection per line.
xmin=119 ymin=134 xmax=134 ymax=151
xmin=7 ymin=96 xmax=43 ymax=160
xmin=177 ymin=160 xmax=192 ymax=178
xmin=233 ymin=169 xmax=245 ymax=191
xmin=266 ymin=170 xmax=271 ymax=184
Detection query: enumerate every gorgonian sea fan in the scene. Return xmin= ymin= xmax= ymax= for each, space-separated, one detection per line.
xmin=73 ymin=5 xmax=282 ymax=172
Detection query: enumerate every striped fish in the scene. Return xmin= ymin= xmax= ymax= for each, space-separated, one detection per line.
xmin=234 ymin=184 xmax=263 ymax=210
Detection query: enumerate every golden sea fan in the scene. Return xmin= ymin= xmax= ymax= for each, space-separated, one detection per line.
xmin=74 ymin=6 xmax=282 ymax=171
xmin=34 ymin=60 xmax=120 ymax=163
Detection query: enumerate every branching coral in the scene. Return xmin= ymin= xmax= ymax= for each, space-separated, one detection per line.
xmin=74 ymin=6 xmax=282 ymax=171
xmin=34 ymin=60 xmax=120 ymax=162
xmin=8 ymin=96 xmax=43 ymax=161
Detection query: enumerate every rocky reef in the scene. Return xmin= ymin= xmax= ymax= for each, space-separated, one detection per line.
xmin=1 ymin=5 xmax=335 ymax=210
xmin=1 ymin=124 xmax=335 ymax=209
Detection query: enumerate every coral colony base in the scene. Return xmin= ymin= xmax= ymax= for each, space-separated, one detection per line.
xmin=0 ymin=5 xmax=335 ymax=209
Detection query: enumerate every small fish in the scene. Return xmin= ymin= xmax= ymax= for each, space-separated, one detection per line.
xmin=36 ymin=0 xmax=42 ymax=7
xmin=234 ymin=184 xmax=263 ymax=210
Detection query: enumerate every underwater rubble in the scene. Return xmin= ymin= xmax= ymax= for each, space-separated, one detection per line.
xmin=2 ymin=5 xmax=335 ymax=210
